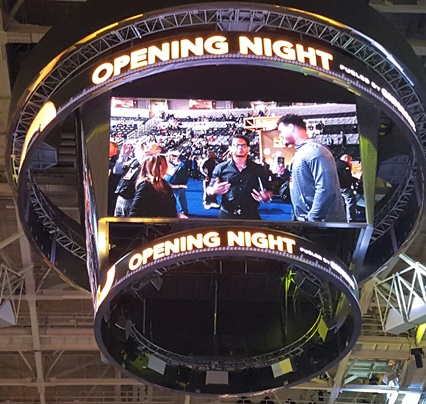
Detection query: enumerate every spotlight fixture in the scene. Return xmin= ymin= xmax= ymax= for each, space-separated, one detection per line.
xmin=206 ymin=371 xmax=229 ymax=385
xmin=260 ymin=396 xmax=275 ymax=404
xmin=147 ymin=355 xmax=167 ymax=375
xmin=411 ymin=348 xmax=424 ymax=368
xmin=271 ymin=358 xmax=295 ymax=378
xmin=294 ymin=271 xmax=321 ymax=297
xmin=236 ymin=397 xmax=252 ymax=404
xmin=369 ymin=376 xmax=379 ymax=385
xmin=150 ymin=275 xmax=163 ymax=291
xmin=382 ymin=372 xmax=399 ymax=387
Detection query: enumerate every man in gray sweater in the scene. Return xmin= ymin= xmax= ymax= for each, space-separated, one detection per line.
xmin=277 ymin=114 xmax=345 ymax=222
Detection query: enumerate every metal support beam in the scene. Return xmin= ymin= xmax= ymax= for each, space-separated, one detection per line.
xmin=0 ymin=8 xmax=11 ymax=172
xmin=374 ymin=253 xmax=426 ymax=334
xmin=371 ymin=4 xmax=426 ymax=14
xmin=0 ymin=231 xmax=24 ymax=250
xmin=16 ymin=209 xmax=46 ymax=404
xmin=327 ymin=353 xmax=352 ymax=404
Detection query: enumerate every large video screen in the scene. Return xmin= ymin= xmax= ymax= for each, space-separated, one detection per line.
xmin=107 ymin=98 xmax=365 ymax=223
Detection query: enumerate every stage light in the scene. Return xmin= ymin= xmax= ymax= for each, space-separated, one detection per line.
xmin=382 ymin=372 xmax=399 ymax=387
xmin=410 ymin=347 xmax=424 ymax=368
xmin=177 ymin=366 xmax=191 ymax=388
xmin=150 ymin=276 xmax=163 ymax=291
xmin=236 ymin=397 xmax=252 ymax=404
xmin=0 ymin=301 xmax=17 ymax=328
xmin=294 ymin=272 xmax=321 ymax=297
xmin=306 ymin=343 xmax=323 ymax=365
xmin=100 ymin=352 xmax=109 ymax=364
xmin=206 ymin=371 xmax=229 ymax=385
xmin=271 ymin=358 xmax=295 ymax=378
xmin=402 ymin=392 xmax=421 ymax=404
xmin=318 ymin=317 xmax=330 ymax=341
xmin=147 ymin=355 xmax=167 ymax=375
xmin=369 ymin=376 xmax=379 ymax=385
xmin=260 ymin=396 xmax=275 ymax=404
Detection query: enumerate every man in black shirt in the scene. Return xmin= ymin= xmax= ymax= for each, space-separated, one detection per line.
xmin=207 ymin=135 xmax=272 ymax=219
xmin=336 ymin=154 xmax=358 ymax=222
xmin=201 ymin=151 xmax=220 ymax=209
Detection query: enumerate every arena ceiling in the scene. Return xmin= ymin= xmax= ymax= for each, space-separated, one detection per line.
xmin=0 ymin=1 xmax=426 ymax=404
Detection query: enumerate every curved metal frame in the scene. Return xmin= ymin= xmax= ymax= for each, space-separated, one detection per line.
xmin=28 ymin=176 xmax=86 ymax=260
xmin=97 ymin=244 xmax=360 ymax=393
xmin=130 ymin=313 xmax=322 ymax=371
xmin=121 ymin=263 xmax=334 ymax=371
xmin=8 ymin=3 xmax=426 ymax=266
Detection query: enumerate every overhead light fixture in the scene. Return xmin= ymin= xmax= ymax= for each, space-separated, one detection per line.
xmin=147 ymin=355 xmax=167 ymax=375
xmin=150 ymin=275 xmax=163 ymax=291
xmin=0 ymin=301 xmax=17 ymax=328
xmin=205 ymin=371 xmax=229 ymax=385
xmin=260 ymin=396 xmax=276 ymax=404
xmin=271 ymin=358 xmax=295 ymax=378
xmin=402 ymin=392 xmax=421 ymax=404
xmin=382 ymin=372 xmax=399 ymax=387
xmin=369 ymin=376 xmax=379 ymax=385
xmin=410 ymin=348 xmax=424 ymax=368
xmin=318 ymin=317 xmax=330 ymax=342
xmin=294 ymin=271 xmax=321 ymax=297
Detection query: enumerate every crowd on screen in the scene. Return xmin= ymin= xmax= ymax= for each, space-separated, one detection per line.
xmin=108 ymin=112 xmax=363 ymax=221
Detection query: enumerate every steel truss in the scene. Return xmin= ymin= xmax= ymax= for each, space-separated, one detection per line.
xmin=115 ymin=259 xmax=336 ymax=371
xmin=9 ymin=4 xmax=426 ymax=262
xmin=0 ymin=263 xmax=25 ymax=324
xmin=130 ymin=314 xmax=321 ymax=371
xmin=371 ymin=154 xmax=417 ymax=242
xmin=28 ymin=175 xmax=86 ymax=260
xmin=374 ymin=254 xmax=426 ymax=333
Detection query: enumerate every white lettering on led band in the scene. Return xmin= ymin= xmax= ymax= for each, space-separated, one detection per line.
xmin=272 ymin=40 xmax=296 ymax=60
xmin=147 ymin=43 xmax=170 ymax=65
xmin=127 ymin=230 xmax=296 ymax=271
xmin=381 ymin=88 xmax=416 ymax=131
xmin=92 ymin=63 xmax=114 ymax=85
xmin=238 ymin=36 xmax=333 ymax=70
xmin=114 ymin=55 xmax=131 ymax=76
xmin=204 ymin=35 xmax=229 ymax=55
xmin=97 ymin=265 xmax=116 ymax=308
xmin=339 ymin=64 xmax=416 ymax=132
xmin=128 ymin=231 xmax=221 ymax=269
xmin=227 ymin=231 xmax=295 ymax=254
xmin=91 ymin=34 xmax=333 ymax=85
xmin=300 ymin=246 xmax=355 ymax=290
xmin=204 ymin=231 xmax=222 ymax=248
xmin=130 ymin=48 xmax=147 ymax=69
xmin=180 ymin=37 xmax=204 ymax=58
xmin=96 ymin=230 xmax=356 ymax=308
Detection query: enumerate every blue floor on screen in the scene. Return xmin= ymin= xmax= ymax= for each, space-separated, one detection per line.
xmin=185 ymin=178 xmax=293 ymax=221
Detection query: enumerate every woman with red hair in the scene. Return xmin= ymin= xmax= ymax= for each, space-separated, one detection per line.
xmin=129 ymin=154 xmax=177 ymax=218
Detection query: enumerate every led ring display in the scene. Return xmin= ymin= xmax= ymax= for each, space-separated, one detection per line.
xmin=5 ymin=0 xmax=426 ymax=396
xmin=8 ymin=2 xmax=426 ymax=293
xmin=95 ymin=226 xmax=361 ymax=394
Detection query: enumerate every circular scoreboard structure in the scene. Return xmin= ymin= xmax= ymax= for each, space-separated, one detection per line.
xmin=95 ymin=226 xmax=361 ymax=394
xmin=6 ymin=0 xmax=426 ymax=396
